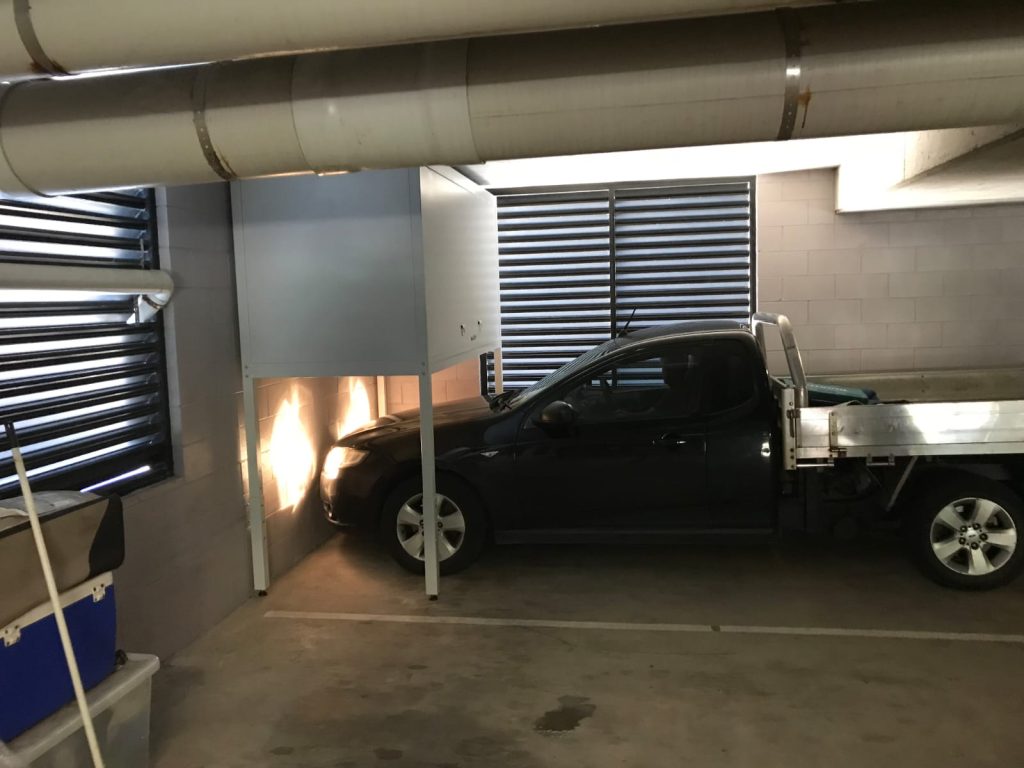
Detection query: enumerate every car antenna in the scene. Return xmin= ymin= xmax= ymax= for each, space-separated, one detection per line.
xmin=617 ymin=307 xmax=638 ymax=338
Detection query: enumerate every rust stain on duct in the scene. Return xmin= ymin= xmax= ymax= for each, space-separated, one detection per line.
xmin=798 ymin=88 xmax=812 ymax=130
xmin=15 ymin=0 xmax=68 ymax=76
xmin=47 ymin=57 xmax=69 ymax=76
xmin=27 ymin=56 xmax=68 ymax=76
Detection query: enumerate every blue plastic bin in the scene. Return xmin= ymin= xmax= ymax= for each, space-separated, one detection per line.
xmin=0 ymin=573 xmax=117 ymax=742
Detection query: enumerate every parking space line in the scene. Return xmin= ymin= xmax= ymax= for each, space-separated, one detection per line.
xmin=264 ymin=610 xmax=1024 ymax=644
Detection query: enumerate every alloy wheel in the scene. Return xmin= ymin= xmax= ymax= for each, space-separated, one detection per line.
xmin=395 ymin=492 xmax=467 ymax=562
xmin=930 ymin=497 xmax=1018 ymax=577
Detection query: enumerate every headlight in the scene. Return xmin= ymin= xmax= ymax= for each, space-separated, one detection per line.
xmin=322 ymin=446 xmax=367 ymax=480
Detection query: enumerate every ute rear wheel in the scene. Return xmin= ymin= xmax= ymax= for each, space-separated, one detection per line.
xmin=907 ymin=475 xmax=1023 ymax=590
xmin=380 ymin=475 xmax=486 ymax=575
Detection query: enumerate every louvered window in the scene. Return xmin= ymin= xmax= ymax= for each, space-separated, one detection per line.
xmin=0 ymin=189 xmax=172 ymax=498
xmin=488 ymin=179 xmax=754 ymax=391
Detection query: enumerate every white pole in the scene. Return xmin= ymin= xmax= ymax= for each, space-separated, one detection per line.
xmin=492 ymin=348 xmax=504 ymax=395
xmin=242 ymin=375 xmax=270 ymax=593
xmin=0 ymin=262 xmax=173 ymax=303
xmin=3 ymin=423 xmax=105 ymax=768
xmin=417 ymin=372 xmax=440 ymax=598
xmin=376 ymin=375 xmax=388 ymax=418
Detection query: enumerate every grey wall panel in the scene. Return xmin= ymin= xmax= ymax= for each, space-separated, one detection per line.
xmin=233 ymin=170 xmax=425 ymax=377
xmin=420 ymin=166 xmax=500 ymax=371
xmin=234 ymin=167 xmax=499 ymax=377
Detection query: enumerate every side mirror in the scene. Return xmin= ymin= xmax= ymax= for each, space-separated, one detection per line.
xmin=535 ymin=400 xmax=577 ymax=431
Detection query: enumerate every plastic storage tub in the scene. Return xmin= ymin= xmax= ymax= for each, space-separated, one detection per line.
xmin=2 ymin=654 xmax=160 ymax=768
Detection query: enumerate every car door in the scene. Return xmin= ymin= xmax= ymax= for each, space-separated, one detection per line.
xmin=699 ymin=337 xmax=779 ymax=529
xmin=514 ymin=342 xmax=708 ymax=531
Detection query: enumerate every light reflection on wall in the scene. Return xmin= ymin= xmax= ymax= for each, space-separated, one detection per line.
xmin=338 ymin=377 xmax=373 ymax=438
xmin=268 ymin=388 xmax=316 ymax=510
xmin=249 ymin=377 xmax=379 ymax=513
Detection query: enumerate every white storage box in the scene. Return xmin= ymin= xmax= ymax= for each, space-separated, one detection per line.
xmin=2 ymin=653 xmax=159 ymax=768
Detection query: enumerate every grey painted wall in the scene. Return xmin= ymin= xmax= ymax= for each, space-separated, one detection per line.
xmin=757 ymin=169 xmax=1024 ymax=376
xmin=115 ymin=184 xmax=252 ymax=660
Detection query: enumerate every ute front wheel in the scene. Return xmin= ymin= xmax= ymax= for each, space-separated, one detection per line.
xmin=380 ymin=476 xmax=486 ymax=575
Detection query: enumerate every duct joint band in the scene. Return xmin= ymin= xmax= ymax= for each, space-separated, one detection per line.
xmin=776 ymin=8 xmax=803 ymax=141
xmin=13 ymin=0 xmax=67 ymax=76
xmin=191 ymin=69 xmax=236 ymax=182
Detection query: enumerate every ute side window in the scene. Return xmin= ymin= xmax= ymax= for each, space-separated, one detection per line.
xmin=558 ymin=345 xmax=703 ymax=423
xmin=701 ymin=340 xmax=758 ymax=415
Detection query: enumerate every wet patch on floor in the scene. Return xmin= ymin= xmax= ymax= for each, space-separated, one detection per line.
xmin=534 ymin=696 xmax=596 ymax=733
xmin=375 ymin=747 xmax=404 ymax=760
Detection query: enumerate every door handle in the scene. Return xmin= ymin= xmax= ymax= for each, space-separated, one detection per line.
xmin=653 ymin=433 xmax=688 ymax=448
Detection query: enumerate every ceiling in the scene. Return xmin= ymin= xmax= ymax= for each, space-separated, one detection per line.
xmin=461 ymin=136 xmax=892 ymax=190
xmin=463 ymin=127 xmax=1024 ymax=213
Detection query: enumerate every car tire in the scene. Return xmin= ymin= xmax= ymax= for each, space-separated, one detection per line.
xmin=906 ymin=473 xmax=1024 ymax=590
xmin=379 ymin=475 xmax=487 ymax=576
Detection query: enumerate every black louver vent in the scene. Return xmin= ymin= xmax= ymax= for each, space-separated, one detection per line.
xmin=487 ymin=180 xmax=754 ymax=391
xmin=0 ymin=189 xmax=172 ymax=498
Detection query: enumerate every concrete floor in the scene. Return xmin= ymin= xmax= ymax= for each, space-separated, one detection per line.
xmin=151 ymin=531 xmax=1024 ymax=768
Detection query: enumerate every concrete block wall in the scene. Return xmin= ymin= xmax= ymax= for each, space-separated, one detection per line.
xmin=758 ymin=169 xmax=1024 ymax=375
xmin=116 ymin=184 xmax=252 ymax=660
xmin=249 ymin=376 xmax=377 ymax=580
xmin=384 ymin=358 xmax=483 ymax=413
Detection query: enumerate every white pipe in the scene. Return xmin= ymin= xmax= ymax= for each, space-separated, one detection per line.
xmin=0 ymin=0 xmax=838 ymax=82
xmin=0 ymin=262 xmax=174 ymax=321
xmin=0 ymin=1 xmax=1023 ymax=194
xmin=4 ymin=424 xmax=105 ymax=768
xmin=0 ymin=261 xmax=173 ymax=295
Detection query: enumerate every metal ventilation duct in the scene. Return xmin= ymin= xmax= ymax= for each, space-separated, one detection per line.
xmin=0 ymin=0 xmax=1022 ymax=195
xmin=0 ymin=0 xmax=848 ymax=82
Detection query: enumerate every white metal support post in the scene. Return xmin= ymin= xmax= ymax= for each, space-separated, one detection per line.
xmin=376 ymin=375 xmax=388 ymax=417
xmin=243 ymin=373 xmax=270 ymax=593
xmin=418 ymin=372 xmax=440 ymax=598
xmin=493 ymin=347 xmax=504 ymax=395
